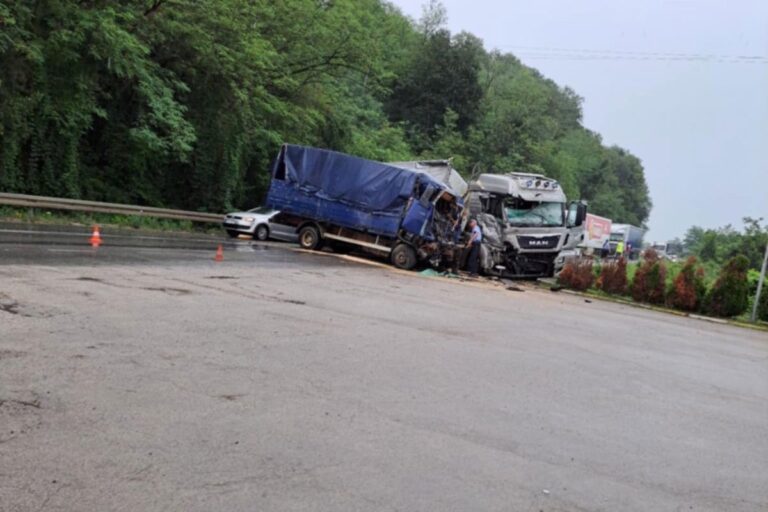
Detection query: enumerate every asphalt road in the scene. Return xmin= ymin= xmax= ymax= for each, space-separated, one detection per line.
xmin=1 ymin=239 xmax=767 ymax=511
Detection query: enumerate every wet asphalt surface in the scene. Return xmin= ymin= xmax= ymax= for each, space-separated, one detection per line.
xmin=0 ymin=222 xmax=349 ymax=268
xmin=1 ymin=226 xmax=768 ymax=511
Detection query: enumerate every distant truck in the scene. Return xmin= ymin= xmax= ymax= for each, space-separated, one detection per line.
xmin=467 ymin=172 xmax=587 ymax=278
xmin=609 ymin=224 xmax=645 ymax=259
xmin=582 ymin=213 xmax=612 ymax=255
xmin=265 ymin=145 xmax=463 ymax=270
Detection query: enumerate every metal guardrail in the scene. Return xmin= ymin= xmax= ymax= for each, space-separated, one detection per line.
xmin=0 ymin=193 xmax=223 ymax=223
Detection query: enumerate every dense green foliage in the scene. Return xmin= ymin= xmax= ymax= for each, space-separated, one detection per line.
xmin=757 ymin=279 xmax=768 ymax=321
xmin=0 ymin=0 xmax=651 ymax=223
xmin=680 ymin=217 xmax=768 ymax=270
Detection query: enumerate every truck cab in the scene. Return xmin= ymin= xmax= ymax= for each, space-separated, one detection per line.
xmin=468 ymin=173 xmax=586 ymax=278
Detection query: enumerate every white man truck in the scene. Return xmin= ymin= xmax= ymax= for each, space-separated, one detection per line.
xmin=467 ymin=172 xmax=587 ymax=278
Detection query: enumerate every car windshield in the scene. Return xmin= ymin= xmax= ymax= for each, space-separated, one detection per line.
xmin=505 ymin=200 xmax=563 ymax=227
xmin=247 ymin=206 xmax=273 ymax=214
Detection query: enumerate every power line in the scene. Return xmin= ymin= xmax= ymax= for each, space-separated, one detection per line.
xmin=496 ymin=45 xmax=768 ymax=64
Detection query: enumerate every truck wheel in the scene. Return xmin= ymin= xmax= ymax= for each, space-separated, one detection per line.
xmin=298 ymin=225 xmax=323 ymax=250
xmin=391 ymin=244 xmax=417 ymax=270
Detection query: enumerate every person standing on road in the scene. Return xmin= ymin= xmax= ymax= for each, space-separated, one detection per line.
xmin=615 ymin=240 xmax=625 ymax=260
xmin=466 ymin=219 xmax=482 ymax=277
xmin=601 ymin=239 xmax=610 ymax=259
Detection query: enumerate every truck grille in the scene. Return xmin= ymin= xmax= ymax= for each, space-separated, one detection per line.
xmin=517 ymin=235 xmax=560 ymax=250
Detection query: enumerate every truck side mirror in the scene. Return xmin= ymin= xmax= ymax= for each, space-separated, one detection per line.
xmin=567 ymin=201 xmax=587 ymax=227
xmin=575 ymin=203 xmax=587 ymax=227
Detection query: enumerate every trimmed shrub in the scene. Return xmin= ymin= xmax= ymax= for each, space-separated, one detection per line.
xmin=706 ymin=255 xmax=750 ymax=317
xmin=558 ymin=259 xmax=594 ymax=291
xmin=631 ymin=249 xmax=667 ymax=304
xmin=666 ymin=256 xmax=707 ymax=311
xmin=758 ymin=282 xmax=768 ymax=321
xmin=596 ymin=258 xmax=627 ymax=295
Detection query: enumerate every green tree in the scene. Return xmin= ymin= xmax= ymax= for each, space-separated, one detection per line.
xmin=0 ymin=0 xmax=654 ymax=225
xmin=386 ymin=26 xmax=484 ymax=142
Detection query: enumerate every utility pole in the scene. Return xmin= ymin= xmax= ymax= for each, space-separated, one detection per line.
xmin=751 ymin=242 xmax=768 ymax=323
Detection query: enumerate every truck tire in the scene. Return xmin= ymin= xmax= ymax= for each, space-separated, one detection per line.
xmin=298 ymin=225 xmax=323 ymax=250
xmin=391 ymin=243 xmax=417 ymax=270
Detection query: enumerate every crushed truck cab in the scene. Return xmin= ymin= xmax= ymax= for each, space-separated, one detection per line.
xmin=468 ymin=172 xmax=586 ymax=278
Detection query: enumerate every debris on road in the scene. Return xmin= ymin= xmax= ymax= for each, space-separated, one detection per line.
xmin=418 ymin=268 xmax=460 ymax=279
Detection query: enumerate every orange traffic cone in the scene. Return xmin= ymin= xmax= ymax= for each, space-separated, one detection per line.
xmin=214 ymin=244 xmax=224 ymax=262
xmin=89 ymin=225 xmax=102 ymax=248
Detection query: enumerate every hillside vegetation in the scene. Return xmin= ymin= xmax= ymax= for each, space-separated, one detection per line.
xmin=0 ymin=0 xmax=651 ymax=224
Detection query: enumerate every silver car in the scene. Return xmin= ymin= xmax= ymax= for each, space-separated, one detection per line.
xmin=222 ymin=207 xmax=296 ymax=242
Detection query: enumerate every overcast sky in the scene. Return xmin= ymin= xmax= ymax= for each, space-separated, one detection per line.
xmin=392 ymin=0 xmax=768 ymax=242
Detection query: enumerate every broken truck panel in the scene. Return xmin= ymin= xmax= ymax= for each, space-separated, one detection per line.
xmin=388 ymin=160 xmax=468 ymax=197
xmin=265 ymin=145 xmax=463 ymax=270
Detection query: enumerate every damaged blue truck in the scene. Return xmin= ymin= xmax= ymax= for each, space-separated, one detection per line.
xmin=265 ymin=144 xmax=464 ymax=270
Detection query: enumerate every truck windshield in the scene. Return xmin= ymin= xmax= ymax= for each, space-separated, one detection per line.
xmin=505 ymin=200 xmax=563 ymax=227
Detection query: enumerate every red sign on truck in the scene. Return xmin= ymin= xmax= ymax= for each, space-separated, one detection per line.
xmin=584 ymin=214 xmax=612 ymax=249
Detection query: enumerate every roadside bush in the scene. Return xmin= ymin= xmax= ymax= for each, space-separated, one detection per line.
xmin=706 ymin=255 xmax=750 ymax=317
xmin=558 ymin=259 xmax=594 ymax=291
xmin=666 ymin=256 xmax=707 ymax=312
xmin=631 ymin=249 xmax=667 ymax=304
xmin=758 ymin=283 xmax=768 ymax=321
xmin=596 ymin=258 xmax=627 ymax=295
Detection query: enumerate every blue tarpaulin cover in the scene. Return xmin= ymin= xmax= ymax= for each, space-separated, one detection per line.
xmin=266 ymin=145 xmax=447 ymax=238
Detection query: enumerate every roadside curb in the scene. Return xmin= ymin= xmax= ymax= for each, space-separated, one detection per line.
xmin=550 ymin=286 xmax=768 ymax=332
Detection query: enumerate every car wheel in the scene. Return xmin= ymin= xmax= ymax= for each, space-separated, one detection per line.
xmin=298 ymin=225 xmax=323 ymax=250
xmin=226 ymin=230 xmax=240 ymax=238
xmin=390 ymin=243 xmax=417 ymax=270
xmin=254 ymin=224 xmax=269 ymax=241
